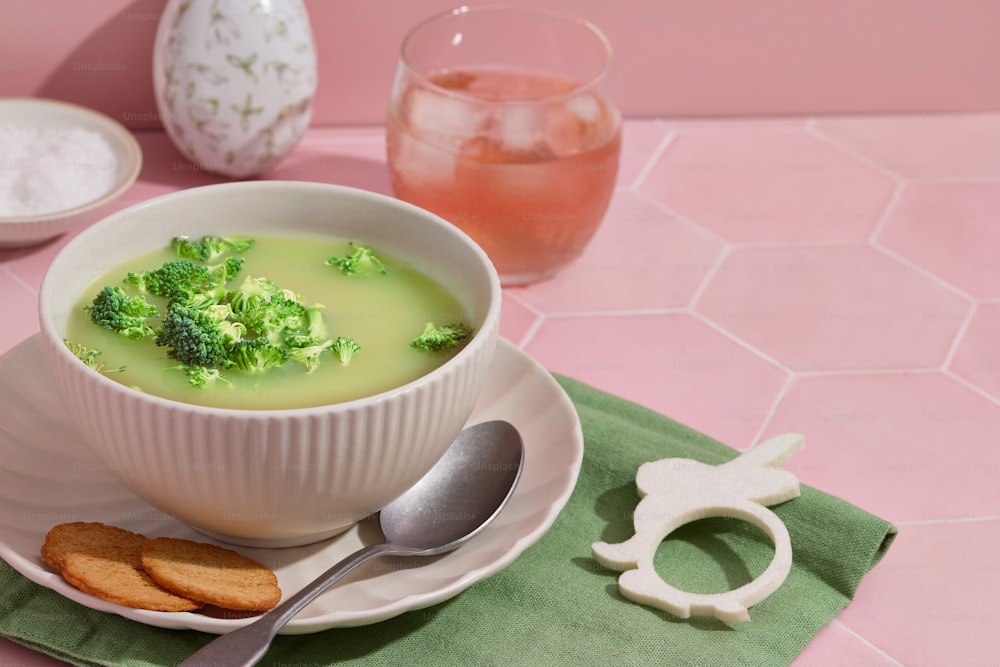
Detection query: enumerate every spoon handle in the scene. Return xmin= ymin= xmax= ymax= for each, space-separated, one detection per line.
xmin=178 ymin=542 xmax=406 ymax=667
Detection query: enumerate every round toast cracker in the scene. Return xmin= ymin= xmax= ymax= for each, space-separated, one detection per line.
xmin=141 ymin=537 xmax=281 ymax=611
xmin=42 ymin=522 xmax=201 ymax=612
xmin=41 ymin=521 xmax=143 ymax=572
xmin=61 ymin=551 xmax=203 ymax=612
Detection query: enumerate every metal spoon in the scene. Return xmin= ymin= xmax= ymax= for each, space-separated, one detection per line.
xmin=179 ymin=420 xmax=524 ymax=667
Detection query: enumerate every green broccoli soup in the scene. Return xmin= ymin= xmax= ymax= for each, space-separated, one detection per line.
xmin=63 ymin=234 xmax=473 ymax=410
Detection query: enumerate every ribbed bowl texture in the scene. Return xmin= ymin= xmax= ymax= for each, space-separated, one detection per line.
xmin=38 ymin=181 xmax=500 ymax=547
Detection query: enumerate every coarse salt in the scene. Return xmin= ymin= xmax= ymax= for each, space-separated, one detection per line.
xmin=0 ymin=125 xmax=119 ymax=217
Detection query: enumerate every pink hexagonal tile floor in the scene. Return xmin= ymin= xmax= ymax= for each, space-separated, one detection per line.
xmin=813 ymin=113 xmax=1000 ymax=181
xmin=639 ymin=128 xmax=898 ymax=243
xmin=949 ymin=302 xmax=1000 ymax=402
xmin=763 ymin=372 xmax=1000 ymax=522
xmin=878 ymin=181 xmax=1000 ymax=299
xmin=836 ymin=520 xmax=1000 ymax=667
xmin=510 ymin=191 xmax=724 ymax=314
xmin=3 ymin=113 xmax=1000 ymax=667
xmin=523 ymin=312 xmax=788 ymax=447
xmin=695 ymin=244 xmax=971 ymax=372
xmin=618 ymin=120 xmax=671 ymax=188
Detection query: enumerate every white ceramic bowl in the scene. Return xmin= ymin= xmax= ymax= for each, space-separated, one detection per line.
xmin=38 ymin=181 xmax=501 ymax=548
xmin=0 ymin=98 xmax=142 ymax=247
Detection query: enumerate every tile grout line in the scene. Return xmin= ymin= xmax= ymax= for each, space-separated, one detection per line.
xmin=0 ymin=265 xmax=38 ymax=297
xmin=868 ymin=242 xmax=977 ymax=304
xmin=866 ymin=180 xmax=906 ymax=245
xmin=940 ymin=301 xmax=978 ymax=370
xmin=686 ymin=309 xmax=793 ymax=376
xmin=686 ymin=243 xmax=732 ymax=313
xmin=499 ymin=290 xmax=547 ymax=350
xmin=514 ymin=314 xmax=546 ymax=350
xmin=894 ymin=515 xmax=1000 ymax=527
xmin=941 ymin=367 xmax=1000 ymax=409
xmin=746 ymin=372 xmax=796 ymax=449
xmin=630 ymin=189 xmax=730 ymax=247
xmin=530 ymin=307 xmax=687 ymax=320
xmin=831 ymin=620 xmax=908 ymax=667
xmin=628 ymin=127 xmax=677 ymax=191
xmin=794 ymin=367 xmax=941 ymax=377
xmin=804 ymin=121 xmax=906 ymax=184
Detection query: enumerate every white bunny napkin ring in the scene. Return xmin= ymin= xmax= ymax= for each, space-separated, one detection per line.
xmin=592 ymin=433 xmax=804 ymax=623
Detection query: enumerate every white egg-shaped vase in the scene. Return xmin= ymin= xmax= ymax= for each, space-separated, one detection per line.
xmin=152 ymin=0 xmax=317 ymax=178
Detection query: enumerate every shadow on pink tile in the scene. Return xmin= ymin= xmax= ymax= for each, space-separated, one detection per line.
xmin=639 ymin=129 xmax=896 ymax=243
xmin=268 ymin=138 xmax=393 ymax=195
xmin=135 ymin=128 xmax=393 ymax=195
xmin=525 ymin=312 xmax=787 ymax=447
xmin=498 ymin=293 xmax=539 ymax=346
xmin=765 ymin=373 xmax=1000 ymax=522
xmin=0 ymin=272 xmax=39 ymax=355
xmin=949 ymin=302 xmax=1000 ymax=402
xmin=878 ymin=181 xmax=1000 ymax=299
xmin=836 ymin=521 xmax=1000 ymax=667
xmin=513 ymin=191 xmax=723 ymax=313
xmin=696 ymin=245 xmax=970 ymax=372
xmin=813 ymin=113 xmax=1000 ymax=181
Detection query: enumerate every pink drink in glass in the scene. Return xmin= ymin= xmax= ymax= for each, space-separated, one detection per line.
xmin=387 ymin=7 xmax=621 ymax=285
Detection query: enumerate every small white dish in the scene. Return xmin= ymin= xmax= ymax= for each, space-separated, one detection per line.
xmin=0 ymin=336 xmax=583 ymax=634
xmin=0 ymin=98 xmax=142 ymax=247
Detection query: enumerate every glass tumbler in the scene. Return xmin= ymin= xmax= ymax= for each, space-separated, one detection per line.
xmin=386 ymin=5 xmax=622 ymax=285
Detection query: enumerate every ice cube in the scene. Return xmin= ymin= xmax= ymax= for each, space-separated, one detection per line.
xmin=567 ymin=93 xmax=603 ymax=124
xmin=544 ymin=94 xmax=615 ymax=156
xmin=390 ymin=131 xmax=459 ymax=189
xmin=403 ymin=87 xmax=486 ymax=150
xmin=490 ymin=106 xmax=545 ymax=153
xmin=544 ymin=104 xmax=585 ymax=157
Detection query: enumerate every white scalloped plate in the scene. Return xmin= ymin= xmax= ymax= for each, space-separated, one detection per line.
xmin=0 ymin=335 xmax=582 ymax=635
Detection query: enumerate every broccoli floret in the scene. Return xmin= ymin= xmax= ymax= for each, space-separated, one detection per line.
xmin=155 ymin=303 xmax=233 ymax=368
xmin=264 ymin=293 xmax=307 ymax=332
xmin=204 ymin=257 xmax=245 ymax=288
xmin=238 ymin=292 xmax=307 ymax=344
xmin=410 ymin=322 xmax=471 ymax=352
xmin=286 ymin=337 xmax=334 ymax=373
xmin=124 ymin=258 xmax=243 ymax=301
xmin=171 ymin=285 xmax=228 ymax=310
xmin=168 ymin=364 xmax=233 ymax=388
xmin=79 ymin=236 xmax=360 ymax=388
xmin=171 ymin=235 xmax=255 ymax=262
xmin=331 ymin=336 xmax=361 ymax=365
xmin=124 ymin=260 xmax=204 ymax=300
xmin=303 ymin=304 xmax=328 ymax=340
xmin=228 ymin=338 xmax=289 ymax=374
xmin=227 ymin=278 xmax=317 ymax=343
xmin=326 ymin=243 xmax=387 ymax=276
xmin=227 ymin=276 xmax=284 ymax=314
xmin=208 ymin=308 xmax=247 ymax=345
xmin=86 ymin=286 xmax=159 ymax=339
xmin=64 ymin=339 xmax=125 ymax=374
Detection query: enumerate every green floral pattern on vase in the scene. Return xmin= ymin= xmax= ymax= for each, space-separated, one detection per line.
xmin=153 ymin=0 xmax=317 ymax=178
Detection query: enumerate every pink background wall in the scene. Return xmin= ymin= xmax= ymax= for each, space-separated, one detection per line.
xmin=1 ymin=0 xmax=999 ymax=128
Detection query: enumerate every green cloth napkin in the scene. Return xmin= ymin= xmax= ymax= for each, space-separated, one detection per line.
xmin=0 ymin=374 xmax=896 ymax=667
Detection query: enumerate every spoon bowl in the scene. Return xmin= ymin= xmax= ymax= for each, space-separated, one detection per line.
xmin=179 ymin=420 xmax=524 ymax=666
